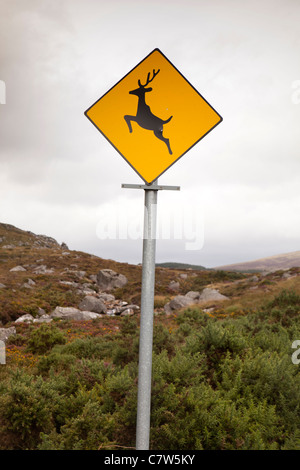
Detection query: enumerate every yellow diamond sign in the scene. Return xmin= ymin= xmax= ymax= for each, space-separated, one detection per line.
xmin=85 ymin=48 xmax=222 ymax=184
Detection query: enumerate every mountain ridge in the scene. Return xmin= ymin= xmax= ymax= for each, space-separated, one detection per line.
xmin=214 ymin=250 xmax=300 ymax=272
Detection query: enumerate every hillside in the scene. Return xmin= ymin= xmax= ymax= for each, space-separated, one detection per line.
xmin=1 ymin=222 xmax=300 ymax=326
xmin=0 ymin=222 xmax=247 ymax=325
xmin=156 ymin=262 xmax=206 ymax=270
xmin=1 ymin=222 xmax=300 ymax=450
xmin=215 ymin=250 xmax=300 ymax=272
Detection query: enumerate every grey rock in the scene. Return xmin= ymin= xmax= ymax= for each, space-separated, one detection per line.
xmin=120 ymin=308 xmax=135 ymax=317
xmin=106 ymin=309 xmax=117 ymax=316
xmin=185 ymin=291 xmax=201 ymax=301
xmin=61 ymin=242 xmax=69 ymax=250
xmin=15 ymin=314 xmax=34 ymax=323
xmin=117 ymin=304 xmax=140 ymax=315
xmin=10 ymin=265 xmax=27 ymax=272
xmin=50 ymin=306 xmax=102 ymax=321
xmin=0 ymin=326 xmax=16 ymax=343
xmin=164 ymin=295 xmax=196 ymax=315
xmin=98 ymin=293 xmax=115 ymax=302
xmin=168 ymin=281 xmax=180 ymax=291
xmin=203 ymin=308 xmax=215 ymax=314
xmin=0 ymin=283 xmax=6 ymax=289
xmin=59 ymin=280 xmax=79 ymax=287
xmin=179 ymin=273 xmax=188 ymax=279
xmin=33 ymin=314 xmax=52 ymax=323
xmin=164 ymin=288 xmax=228 ymax=314
xmin=97 ymin=269 xmax=128 ymax=291
xmin=78 ymin=296 xmax=107 ymax=314
xmin=22 ymin=278 xmax=36 ymax=289
xmin=89 ymin=274 xmax=98 ymax=283
xmin=33 ymin=265 xmax=54 ymax=274
xmin=199 ymin=288 xmax=228 ymax=303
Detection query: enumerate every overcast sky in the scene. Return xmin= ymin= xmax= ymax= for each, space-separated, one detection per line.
xmin=0 ymin=0 xmax=299 ymax=268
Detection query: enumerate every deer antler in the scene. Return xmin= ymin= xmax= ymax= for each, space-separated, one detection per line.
xmin=138 ymin=69 xmax=160 ymax=87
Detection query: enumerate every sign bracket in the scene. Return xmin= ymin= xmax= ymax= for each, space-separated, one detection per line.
xmin=121 ymin=183 xmax=180 ymax=191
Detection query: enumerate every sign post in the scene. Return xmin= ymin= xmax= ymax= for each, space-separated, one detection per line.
xmin=136 ymin=180 xmax=158 ymax=450
xmin=84 ymin=48 xmax=222 ymax=449
xmin=122 ymin=181 xmax=180 ymax=449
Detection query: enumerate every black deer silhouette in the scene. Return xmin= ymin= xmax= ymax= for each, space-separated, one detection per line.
xmin=124 ymin=69 xmax=173 ymax=155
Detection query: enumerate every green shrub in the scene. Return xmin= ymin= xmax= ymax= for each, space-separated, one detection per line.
xmin=2 ymin=291 xmax=300 ymax=450
xmin=26 ymin=323 xmax=66 ymax=354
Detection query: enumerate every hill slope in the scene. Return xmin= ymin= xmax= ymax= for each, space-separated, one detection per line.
xmin=215 ymin=251 xmax=300 ymax=272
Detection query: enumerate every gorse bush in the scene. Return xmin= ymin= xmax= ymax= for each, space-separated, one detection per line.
xmin=1 ymin=288 xmax=300 ymax=450
xmin=26 ymin=323 xmax=66 ymax=354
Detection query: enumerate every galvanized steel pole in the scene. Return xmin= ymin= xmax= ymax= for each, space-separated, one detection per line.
xmin=122 ymin=179 xmax=180 ymax=450
xmin=135 ymin=180 xmax=158 ymax=450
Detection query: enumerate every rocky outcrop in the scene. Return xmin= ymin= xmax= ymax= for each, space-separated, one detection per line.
xmin=97 ymin=269 xmax=128 ymax=291
xmin=78 ymin=296 xmax=107 ymax=314
xmin=164 ymin=288 xmax=229 ymax=315
xmin=50 ymin=307 xmax=102 ymax=321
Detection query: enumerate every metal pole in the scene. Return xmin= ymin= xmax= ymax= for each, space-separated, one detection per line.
xmin=136 ymin=180 xmax=158 ymax=450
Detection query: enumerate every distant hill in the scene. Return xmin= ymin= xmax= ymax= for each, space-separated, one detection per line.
xmin=156 ymin=262 xmax=206 ymax=270
xmin=215 ymin=251 xmax=300 ymax=272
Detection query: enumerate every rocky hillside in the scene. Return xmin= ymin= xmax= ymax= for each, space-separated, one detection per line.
xmin=1 ymin=222 xmax=300 ymax=334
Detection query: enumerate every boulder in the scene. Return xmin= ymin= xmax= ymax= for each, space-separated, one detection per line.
xmin=164 ymin=288 xmax=228 ymax=314
xmin=120 ymin=308 xmax=135 ymax=317
xmin=10 ymin=265 xmax=26 ymax=272
xmin=179 ymin=273 xmax=188 ymax=279
xmin=33 ymin=314 xmax=52 ymax=323
xmin=198 ymin=288 xmax=228 ymax=303
xmin=15 ymin=314 xmax=34 ymax=323
xmin=0 ymin=326 xmax=16 ymax=343
xmin=185 ymin=291 xmax=201 ymax=301
xmin=22 ymin=278 xmax=36 ymax=289
xmin=96 ymin=269 xmax=128 ymax=291
xmin=50 ymin=306 xmax=102 ymax=321
xmin=164 ymin=295 xmax=196 ymax=315
xmin=78 ymin=296 xmax=107 ymax=314
xmin=98 ymin=293 xmax=115 ymax=302
xmin=117 ymin=304 xmax=140 ymax=315
xmin=33 ymin=265 xmax=54 ymax=274
xmin=168 ymin=281 xmax=180 ymax=292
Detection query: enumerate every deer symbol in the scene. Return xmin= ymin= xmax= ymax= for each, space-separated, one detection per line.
xmin=124 ymin=69 xmax=173 ymax=155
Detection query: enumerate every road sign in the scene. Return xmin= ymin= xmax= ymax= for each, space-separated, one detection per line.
xmin=85 ymin=48 xmax=222 ymax=184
